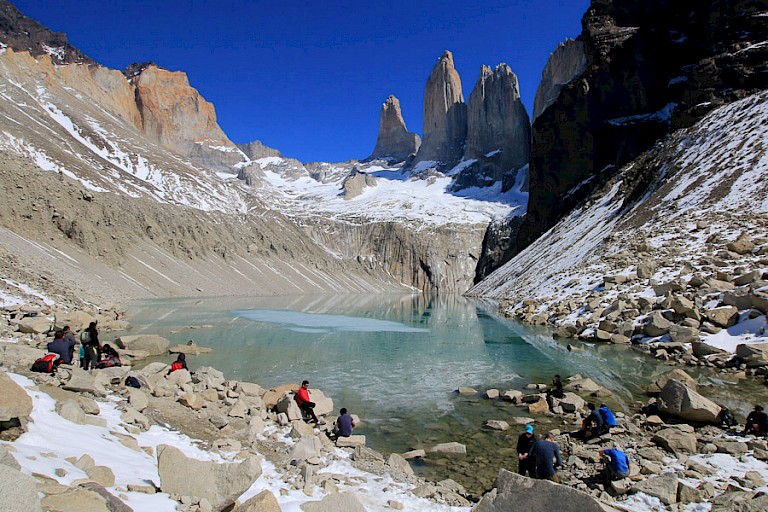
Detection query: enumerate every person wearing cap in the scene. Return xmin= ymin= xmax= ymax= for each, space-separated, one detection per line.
xmin=517 ymin=424 xmax=537 ymax=477
xmin=743 ymin=405 xmax=768 ymax=437
xmin=600 ymin=447 xmax=631 ymax=481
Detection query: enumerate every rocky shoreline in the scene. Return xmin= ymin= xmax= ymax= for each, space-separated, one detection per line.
xmin=2 ymin=300 xmax=768 ymax=511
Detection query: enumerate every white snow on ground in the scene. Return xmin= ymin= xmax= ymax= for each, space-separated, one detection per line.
xmin=3 ymin=373 xmax=470 ymax=512
xmin=2 ymin=278 xmax=55 ymax=306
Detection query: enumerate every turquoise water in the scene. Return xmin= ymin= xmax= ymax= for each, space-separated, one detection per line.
xmin=118 ymin=293 xmax=698 ymax=493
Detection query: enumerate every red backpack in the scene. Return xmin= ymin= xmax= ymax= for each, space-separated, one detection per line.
xmin=31 ymin=353 xmax=60 ymax=373
xmin=170 ymin=361 xmax=184 ymax=372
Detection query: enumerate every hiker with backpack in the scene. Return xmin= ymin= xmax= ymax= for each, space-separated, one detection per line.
xmin=81 ymin=321 xmax=101 ymax=371
xmin=47 ymin=330 xmax=76 ymax=365
xmin=168 ymin=353 xmax=188 ymax=374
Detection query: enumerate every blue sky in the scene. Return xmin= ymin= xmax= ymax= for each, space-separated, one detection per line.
xmin=14 ymin=0 xmax=589 ymax=162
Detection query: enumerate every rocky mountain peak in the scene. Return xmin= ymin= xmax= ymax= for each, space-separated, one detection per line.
xmin=532 ymin=38 xmax=587 ymax=121
xmin=123 ymin=61 xmax=160 ymax=79
xmin=461 ymin=63 xmax=530 ymax=188
xmin=128 ymin=64 xmax=245 ymax=171
xmin=412 ymin=49 xmax=467 ymax=169
xmin=515 ymin=0 xmax=768 ymax=258
xmin=367 ymin=94 xmax=421 ymax=163
xmin=0 ymin=0 xmax=93 ymax=65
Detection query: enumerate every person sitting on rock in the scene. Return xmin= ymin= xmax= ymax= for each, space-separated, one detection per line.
xmin=529 ymin=431 xmax=562 ymax=482
xmin=546 ymin=374 xmax=565 ymax=400
xmin=167 ymin=353 xmax=188 ymax=374
xmin=600 ymin=447 xmax=631 ymax=481
xmin=334 ymin=407 xmax=357 ymax=439
xmin=517 ymin=424 xmax=537 ymax=477
xmin=96 ymin=343 xmax=121 ymax=368
xmin=578 ymin=402 xmax=604 ymax=439
xmin=743 ymin=405 xmax=768 ymax=437
xmin=47 ymin=330 xmax=76 ymax=365
xmin=295 ymin=380 xmax=320 ymax=424
xmin=599 ymin=403 xmax=618 ymax=431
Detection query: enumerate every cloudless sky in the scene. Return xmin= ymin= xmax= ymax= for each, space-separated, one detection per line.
xmin=13 ymin=0 xmax=590 ymax=162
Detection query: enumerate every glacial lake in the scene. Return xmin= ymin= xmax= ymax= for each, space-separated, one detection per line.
xmin=120 ymin=293 xmax=759 ymax=494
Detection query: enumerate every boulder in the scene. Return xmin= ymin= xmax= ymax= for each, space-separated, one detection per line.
xmin=157 ymin=444 xmax=262 ymax=512
xmin=703 ymin=306 xmax=739 ymax=328
xmin=502 ymin=390 xmax=523 ymax=403
xmin=121 ymin=406 xmax=150 ymax=431
xmin=631 ymin=473 xmax=678 ymax=505
xmin=235 ymin=382 xmax=263 ymax=397
xmin=644 ymin=311 xmax=673 ymax=337
xmin=727 ymin=236 xmax=755 ymax=255
xmin=736 ymin=343 xmax=768 ymax=366
xmin=128 ymin=389 xmax=149 ymax=412
xmin=235 ymin=489 xmax=282 ymax=512
xmin=114 ymin=334 xmax=170 ymax=356
xmin=387 ymin=453 xmax=415 ymax=476
xmin=0 ymin=445 xmax=20 ymax=469
xmin=558 ymin=392 xmax=586 ymax=413
xmin=77 ymin=482 xmax=133 ymax=512
xmin=651 ymin=428 xmax=698 ymax=454
xmin=401 ymin=449 xmax=426 ymax=460
xmin=528 ymin=399 xmax=549 ymax=414
xmin=473 ymin=469 xmax=606 ymax=512
xmin=336 ymin=435 xmax=366 ymax=448
xmin=486 ymin=420 xmax=510 ymax=431
xmin=692 ymin=341 xmax=728 ymax=357
xmin=56 ymin=399 xmax=107 ymax=427
xmin=85 ymin=465 xmax=116 ymax=487
xmin=262 ymin=384 xmax=298 ymax=408
xmin=62 ymin=367 xmax=107 ymax=397
xmin=657 ymin=379 xmax=721 ymax=423
xmin=563 ymin=378 xmax=601 ymax=393
xmin=166 ymin=368 xmax=192 ymax=386
xmin=40 ymin=488 xmax=110 ymax=512
xmin=428 ymin=442 xmax=467 ymax=456
xmin=646 ymin=369 xmax=697 ymax=396
xmin=14 ymin=316 xmax=52 ymax=334
xmin=178 ymin=393 xmax=205 ymax=410
xmin=308 ymin=388 xmax=333 ymax=417
xmin=0 ymin=371 xmax=32 ymax=424
xmin=0 ymin=464 xmax=41 ymax=512
xmin=300 ymin=492 xmax=367 ymax=512
xmin=290 ymin=436 xmax=323 ymax=461
xmin=668 ymin=325 xmax=699 ymax=344
xmin=275 ymin=394 xmax=302 ymax=421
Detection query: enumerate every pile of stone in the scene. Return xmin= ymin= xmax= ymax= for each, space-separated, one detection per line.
xmin=0 ymin=332 xmax=474 ymax=512
xmin=504 ymin=230 xmax=768 ymax=379
xmin=470 ymin=367 xmax=768 ymax=511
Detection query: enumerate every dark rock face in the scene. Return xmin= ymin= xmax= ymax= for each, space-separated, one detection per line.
xmin=517 ymin=0 xmax=768 ymax=253
xmin=460 ymin=64 xmax=530 ymax=190
xmin=533 ymin=39 xmax=587 ymax=121
xmin=368 ymin=95 xmax=420 ymax=163
xmin=412 ymin=50 xmax=467 ymax=170
xmin=0 ymin=0 xmax=93 ymax=65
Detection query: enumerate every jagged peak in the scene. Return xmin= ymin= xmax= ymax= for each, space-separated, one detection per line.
xmin=123 ymin=61 xmax=163 ymax=79
xmin=0 ymin=0 xmax=94 ymax=65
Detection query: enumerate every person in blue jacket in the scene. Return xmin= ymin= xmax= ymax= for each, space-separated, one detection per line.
xmin=600 ymin=447 xmax=631 ymax=481
xmin=529 ymin=431 xmax=562 ymax=482
xmin=599 ymin=403 xmax=618 ymax=430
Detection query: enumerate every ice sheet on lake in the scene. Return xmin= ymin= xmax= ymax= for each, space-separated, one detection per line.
xmin=231 ymin=309 xmax=430 ymax=333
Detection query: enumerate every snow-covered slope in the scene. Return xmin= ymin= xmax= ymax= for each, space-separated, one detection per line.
xmin=469 ymin=90 xmax=768 ymax=349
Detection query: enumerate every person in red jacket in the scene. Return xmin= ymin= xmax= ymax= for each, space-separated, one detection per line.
xmin=295 ymin=380 xmax=321 ymax=424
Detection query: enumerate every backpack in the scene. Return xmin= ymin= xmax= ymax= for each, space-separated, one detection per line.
xmin=125 ymin=376 xmax=141 ymax=388
xmin=80 ymin=330 xmax=91 ymax=343
xmin=31 ymin=353 xmax=60 ymax=373
xmin=170 ymin=361 xmax=184 ymax=372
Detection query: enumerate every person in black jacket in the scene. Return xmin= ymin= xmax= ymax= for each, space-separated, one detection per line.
xmin=82 ymin=321 xmax=100 ymax=371
xmin=743 ymin=405 xmax=768 ymax=437
xmin=517 ymin=424 xmax=537 ymax=477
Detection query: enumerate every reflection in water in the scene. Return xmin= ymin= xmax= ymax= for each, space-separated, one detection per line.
xmin=120 ymin=293 xmax=765 ymax=495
